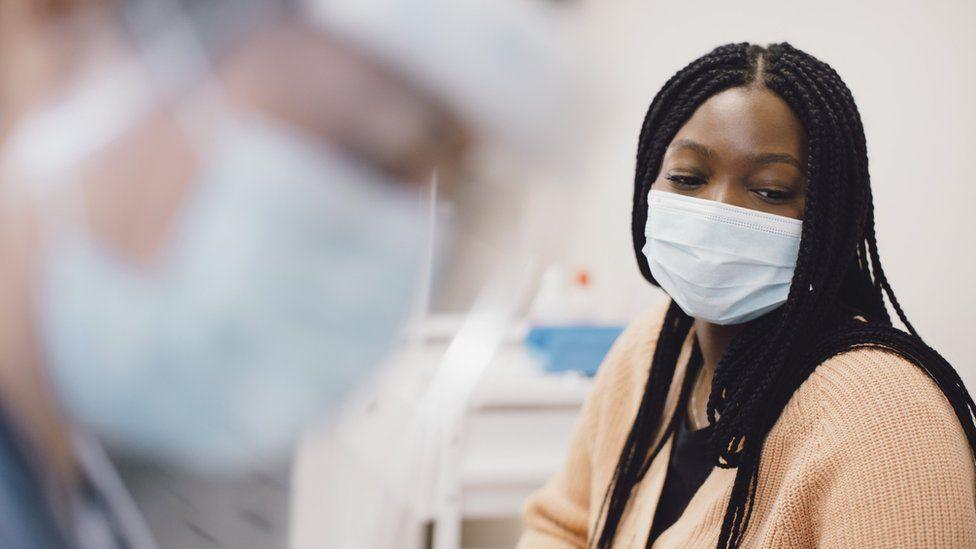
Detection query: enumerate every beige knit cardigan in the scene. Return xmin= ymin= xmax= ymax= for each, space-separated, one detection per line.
xmin=517 ymin=303 xmax=976 ymax=548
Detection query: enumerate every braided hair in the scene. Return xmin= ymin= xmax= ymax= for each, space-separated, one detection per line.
xmin=592 ymin=42 xmax=976 ymax=549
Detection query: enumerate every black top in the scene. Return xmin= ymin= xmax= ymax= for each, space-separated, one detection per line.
xmin=647 ymin=344 xmax=716 ymax=546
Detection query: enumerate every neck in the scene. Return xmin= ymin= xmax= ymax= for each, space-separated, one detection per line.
xmin=694 ymin=319 xmax=744 ymax=372
xmin=686 ymin=319 xmax=746 ymax=429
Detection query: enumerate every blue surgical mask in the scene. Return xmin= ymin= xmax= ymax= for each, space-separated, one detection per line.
xmin=642 ymin=189 xmax=802 ymax=325
xmin=36 ymin=112 xmax=430 ymax=473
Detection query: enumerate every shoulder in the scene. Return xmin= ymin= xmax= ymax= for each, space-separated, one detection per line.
xmin=577 ymin=300 xmax=672 ymax=453
xmin=790 ymin=344 xmax=974 ymax=481
xmin=609 ymin=299 xmax=673 ymax=357
xmin=776 ymin=346 xmax=976 ymax=546
xmin=800 ymin=345 xmax=959 ymax=433
xmin=517 ymin=300 xmax=674 ymax=542
xmin=590 ymin=299 xmax=671 ymax=399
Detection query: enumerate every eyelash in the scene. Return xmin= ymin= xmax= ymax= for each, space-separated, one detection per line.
xmin=752 ymin=188 xmax=795 ymax=203
xmin=665 ymin=174 xmax=705 ymax=188
xmin=665 ymin=174 xmax=796 ymax=203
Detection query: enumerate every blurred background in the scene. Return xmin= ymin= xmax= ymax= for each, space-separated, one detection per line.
xmin=0 ymin=0 xmax=972 ymax=548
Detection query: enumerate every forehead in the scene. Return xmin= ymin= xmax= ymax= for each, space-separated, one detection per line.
xmin=669 ymin=86 xmax=807 ymax=163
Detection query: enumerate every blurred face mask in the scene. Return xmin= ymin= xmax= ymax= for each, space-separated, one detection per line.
xmin=642 ymin=189 xmax=802 ymax=325
xmin=6 ymin=62 xmax=433 ymax=473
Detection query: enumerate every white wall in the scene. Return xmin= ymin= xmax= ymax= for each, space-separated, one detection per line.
xmin=551 ymin=0 xmax=976 ymax=389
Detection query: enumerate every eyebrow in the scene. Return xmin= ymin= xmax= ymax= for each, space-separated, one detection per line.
xmin=667 ymin=138 xmax=805 ymax=171
xmin=748 ymin=152 xmax=805 ymax=171
xmin=667 ymin=138 xmax=715 ymax=159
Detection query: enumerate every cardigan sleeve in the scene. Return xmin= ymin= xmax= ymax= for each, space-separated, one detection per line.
xmin=807 ymin=348 xmax=976 ymax=548
xmin=516 ymin=378 xmax=596 ymax=549
xmin=517 ymin=302 xmax=670 ymax=548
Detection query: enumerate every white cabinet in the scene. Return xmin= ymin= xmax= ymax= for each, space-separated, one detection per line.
xmin=290 ymin=329 xmax=592 ymax=549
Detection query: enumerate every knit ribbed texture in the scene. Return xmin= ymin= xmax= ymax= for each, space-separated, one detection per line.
xmin=518 ymin=304 xmax=976 ymax=548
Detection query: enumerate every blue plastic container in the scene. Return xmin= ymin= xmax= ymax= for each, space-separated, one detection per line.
xmin=524 ymin=325 xmax=625 ymax=377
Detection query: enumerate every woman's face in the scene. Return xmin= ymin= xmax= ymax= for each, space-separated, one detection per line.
xmin=650 ymin=85 xmax=808 ymax=219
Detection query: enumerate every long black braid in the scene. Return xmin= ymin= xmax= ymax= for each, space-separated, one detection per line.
xmin=592 ymin=42 xmax=976 ymax=549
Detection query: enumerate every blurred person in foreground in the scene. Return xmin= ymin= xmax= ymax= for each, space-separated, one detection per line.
xmin=0 ymin=0 xmax=576 ymax=547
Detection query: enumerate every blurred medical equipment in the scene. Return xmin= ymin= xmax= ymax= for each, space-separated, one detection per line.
xmin=287 ymin=5 xmax=593 ymax=542
xmin=525 ymin=326 xmax=623 ymax=377
xmin=291 ymin=260 xmax=635 ymax=548
xmin=525 ymin=265 xmax=624 ymax=376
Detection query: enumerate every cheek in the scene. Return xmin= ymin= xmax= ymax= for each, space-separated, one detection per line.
xmin=757 ymin=196 xmax=804 ymax=220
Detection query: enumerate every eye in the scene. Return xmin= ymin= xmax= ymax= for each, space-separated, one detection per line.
xmin=751 ymin=187 xmax=796 ymax=203
xmin=665 ymin=173 xmax=706 ymax=189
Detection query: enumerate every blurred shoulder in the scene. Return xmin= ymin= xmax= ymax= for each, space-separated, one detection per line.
xmin=584 ymin=300 xmax=672 ymax=417
xmin=608 ymin=300 xmax=672 ymax=355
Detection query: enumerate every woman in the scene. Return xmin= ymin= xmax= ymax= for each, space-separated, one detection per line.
xmin=518 ymin=42 xmax=976 ymax=548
